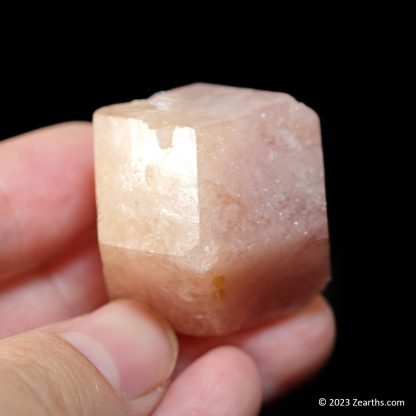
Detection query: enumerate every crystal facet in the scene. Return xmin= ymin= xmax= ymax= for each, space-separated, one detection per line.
xmin=94 ymin=83 xmax=329 ymax=335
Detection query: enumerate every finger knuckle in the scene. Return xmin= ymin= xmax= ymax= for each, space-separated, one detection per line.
xmin=0 ymin=331 xmax=94 ymax=415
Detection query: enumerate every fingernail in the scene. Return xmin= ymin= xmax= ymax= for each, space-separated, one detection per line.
xmin=59 ymin=300 xmax=178 ymax=400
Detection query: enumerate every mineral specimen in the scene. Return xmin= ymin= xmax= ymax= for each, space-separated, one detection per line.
xmin=93 ymin=83 xmax=329 ymax=336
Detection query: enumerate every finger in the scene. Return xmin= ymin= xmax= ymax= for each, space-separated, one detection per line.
xmin=0 ymin=236 xmax=107 ymax=339
xmin=177 ymin=296 xmax=335 ymax=401
xmin=0 ymin=122 xmax=95 ymax=280
xmin=154 ymin=346 xmax=262 ymax=416
xmin=0 ymin=300 xmax=178 ymax=416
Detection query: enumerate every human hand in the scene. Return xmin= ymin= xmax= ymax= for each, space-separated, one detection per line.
xmin=0 ymin=123 xmax=335 ymax=415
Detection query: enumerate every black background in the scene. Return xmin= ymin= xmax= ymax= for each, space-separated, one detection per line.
xmin=1 ymin=27 xmax=414 ymax=414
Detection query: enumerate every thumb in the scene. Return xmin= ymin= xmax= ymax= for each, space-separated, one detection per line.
xmin=0 ymin=300 xmax=178 ymax=416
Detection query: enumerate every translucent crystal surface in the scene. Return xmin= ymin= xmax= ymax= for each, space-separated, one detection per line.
xmin=94 ymin=83 xmax=329 ymax=335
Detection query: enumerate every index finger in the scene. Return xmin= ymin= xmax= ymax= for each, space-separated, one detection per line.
xmin=0 ymin=122 xmax=96 ymax=279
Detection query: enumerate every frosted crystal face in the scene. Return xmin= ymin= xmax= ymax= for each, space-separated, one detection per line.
xmin=94 ymin=83 xmax=330 ymax=336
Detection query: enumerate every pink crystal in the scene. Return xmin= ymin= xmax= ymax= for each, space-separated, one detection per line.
xmin=93 ymin=83 xmax=329 ymax=335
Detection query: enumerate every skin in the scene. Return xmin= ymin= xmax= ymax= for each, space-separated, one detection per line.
xmin=0 ymin=122 xmax=335 ymax=415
